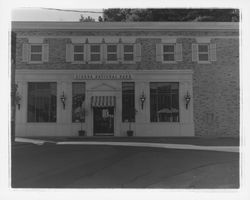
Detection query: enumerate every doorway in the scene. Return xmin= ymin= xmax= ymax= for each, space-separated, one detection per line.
xmin=93 ymin=107 xmax=114 ymax=136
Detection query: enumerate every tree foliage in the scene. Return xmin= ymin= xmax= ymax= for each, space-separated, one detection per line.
xmin=103 ymin=9 xmax=239 ymax=22
xmin=79 ymin=15 xmax=96 ymax=22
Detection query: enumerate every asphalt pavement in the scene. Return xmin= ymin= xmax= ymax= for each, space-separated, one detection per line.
xmin=11 ymin=143 xmax=239 ymax=188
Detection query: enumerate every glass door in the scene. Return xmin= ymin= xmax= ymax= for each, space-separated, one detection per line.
xmin=93 ymin=107 xmax=114 ymax=136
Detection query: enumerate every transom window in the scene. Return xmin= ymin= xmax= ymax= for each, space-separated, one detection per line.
xmin=73 ymin=45 xmax=84 ymax=62
xmin=150 ymin=82 xmax=179 ymax=122
xmin=163 ymin=44 xmax=175 ymax=62
xmin=28 ymin=82 xmax=57 ymax=122
xmin=198 ymin=44 xmax=209 ymax=61
xmin=90 ymin=44 xmax=101 ymax=62
xmin=107 ymin=44 xmax=118 ymax=61
xmin=30 ymin=45 xmax=43 ymax=62
xmin=123 ymin=44 xmax=134 ymax=62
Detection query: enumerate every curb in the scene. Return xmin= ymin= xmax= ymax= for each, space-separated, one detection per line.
xmin=56 ymin=141 xmax=239 ymax=153
xmin=14 ymin=138 xmax=239 ymax=153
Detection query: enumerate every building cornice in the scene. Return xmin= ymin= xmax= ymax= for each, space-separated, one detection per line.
xmin=15 ymin=69 xmax=193 ymax=75
xmin=12 ymin=21 xmax=239 ymax=31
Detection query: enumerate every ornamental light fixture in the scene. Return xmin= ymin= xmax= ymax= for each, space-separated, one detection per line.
xmin=60 ymin=92 xmax=66 ymax=109
xmin=140 ymin=92 xmax=146 ymax=110
xmin=184 ymin=92 xmax=191 ymax=109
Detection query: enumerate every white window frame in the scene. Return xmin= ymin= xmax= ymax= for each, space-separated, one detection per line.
xmin=29 ymin=44 xmax=43 ymax=63
xmin=89 ymin=44 xmax=102 ymax=64
xmin=197 ymin=43 xmax=210 ymax=63
xmin=162 ymin=43 xmax=176 ymax=63
xmin=72 ymin=44 xmax=85 ymax=63
xmin=106 ymin=44 xmax=119 ymax=63
xmin=122 ymin=44 xmax=135 ymax=63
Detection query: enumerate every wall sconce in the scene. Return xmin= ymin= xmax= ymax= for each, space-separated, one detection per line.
xmin=184 ymin=92 xmax=191 ymax=109
xmin=15 ymin=92 xmax=21 ymax=110
xmin=140 ymin=92 xmax=146 ymax=110
xmin=60 ymin=92 xmax=66 ymax=109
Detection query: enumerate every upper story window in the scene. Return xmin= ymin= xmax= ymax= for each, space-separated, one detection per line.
xmin=22 ymin=43 xmax=49 ymax=63
xmin=156 ymin=43 xmax=182 ymax=63
xmin=192 ymin=42 xmax=217 ymax=63
xmin=107 ymin=44 xmax=118 ymax=62
xmin=73 ymin=45 xmax=84 ymax=62
xmin=30 ymin=45 xmax=43 ymax=62
xmin=65 ymin=39 xmax=141 ymax=64
xmin=163 ymin=44 xmax=175 ymax=62
xmin=198 ymin=44 xmax=209 ymax=62
xmin=123 ymin=44 xmax=134 ymax=62
xmin=90 ymin=44 xmax=101 ymax=62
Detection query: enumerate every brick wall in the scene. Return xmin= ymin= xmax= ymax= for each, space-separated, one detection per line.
xmin=193 ymin=38 xmax=239 ymax=136
xmin=15 ymin=29 xmax=239 ymax=137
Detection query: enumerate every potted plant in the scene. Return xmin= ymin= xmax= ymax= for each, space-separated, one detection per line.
xmin=78 ymin=106 xmax=86 ymax=136
xmin=126 ymin=107 xmax=137 ymax=137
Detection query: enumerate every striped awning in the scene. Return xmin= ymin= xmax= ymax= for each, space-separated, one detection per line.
xmin=91 ymin=96 xmax=116 ymax=107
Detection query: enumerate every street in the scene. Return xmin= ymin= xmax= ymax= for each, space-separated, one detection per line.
xmin=11 ymin=143 xmax=239 ymax=188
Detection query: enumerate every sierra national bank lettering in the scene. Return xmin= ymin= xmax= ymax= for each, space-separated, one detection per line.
xmin=74 ymin=73 xmax=132 ymax=80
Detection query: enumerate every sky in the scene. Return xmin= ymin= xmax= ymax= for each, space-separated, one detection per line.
xmin=12 ymin=8 xmax=102 ymax=21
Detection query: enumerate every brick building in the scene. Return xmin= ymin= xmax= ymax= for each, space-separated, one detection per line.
xmin=12 ymin=21 xmax=239 ymax=137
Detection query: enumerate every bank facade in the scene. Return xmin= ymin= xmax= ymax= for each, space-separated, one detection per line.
xmin=12 ymin=22 xmax=239 ymax=137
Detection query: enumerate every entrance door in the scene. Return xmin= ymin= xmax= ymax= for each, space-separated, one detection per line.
xmin=93 ymin=107 xmax=114 ymax=136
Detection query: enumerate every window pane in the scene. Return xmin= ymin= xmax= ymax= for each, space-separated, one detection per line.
xmin=91 ymin=54 xmax=100 ymax=61
xmin=91 ymin=45 xmax=100 ymax=52
xmin=72 ymin=83 xmax=85 ymax=122
xmin=124 ymin=45 xmax=133 ymax=52
xmin=163 ymin=54 xmax=175 ymax=61
xmin=124 ymin=54 xmax=134 ymax=61
xmin=107 ymin=54 xmax=117 ymax=61
xmin=198 ymin=45 xmax=208 ymax=52
xmin=199 ymin=54 xmax=209 ymax=61
xmin=74 ymin=45 xmax=84 ymax=53
xmin=28 ymin=82 xmax=57 ymax=122
xmin=74 ymin=54 xmax=84 ymax=61
xmin=122 ymin=82 xmax=135 ymax=122
xmin=30 ymin=54 xmax=42 ymax=61
xmin=107 ymin=45 xmax=117 ymax=52
xmin=163 ymin=45 xmax=174 ymax=53
xmin=157 ymin=83 xmax=171 ymax=93
xmin=31 ymin=45 xmax=42 ymax=52
xmin=150 ymin=82 xmax=179 ymax=122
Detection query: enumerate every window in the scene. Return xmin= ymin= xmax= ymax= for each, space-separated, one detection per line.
xmin=73 ymin=45 xmax=84 ymax=62
xmin=107 ymin=44 xmax=118 ymax=62
xmin=150 ymin=82 xmax=179 ymax=122
xmin=123 ymin=44 xmax=134 ymax=62
xmin=90 ymin=44 xmax=101 ymax=62
xmin=72 ymin=82 xmax=85 ymax=122
xmin=28 ymin=82 xmax=57 ymax=122
xmin=163 ymin=44 xmax=175 ymax=62
xmin=30 ymin=44 xmax=43 ymax=62
xmin=122 ymin=82 xmax=135 ymax=122
xmin=198 ymin=44 xmax=209 ymax=62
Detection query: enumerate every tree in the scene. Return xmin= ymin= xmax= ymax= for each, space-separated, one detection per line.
xmin=79 ymin=15 xmax=96 ymax=22
xmin=103 ymin=9 xmax=239 ymax=22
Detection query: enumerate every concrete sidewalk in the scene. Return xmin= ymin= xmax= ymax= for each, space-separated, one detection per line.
xmin=14 ymin=137 xmax=239 ymax=153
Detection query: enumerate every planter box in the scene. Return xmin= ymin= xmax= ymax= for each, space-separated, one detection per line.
xmin=78 ymin=130 xmax=85 ymax=136
xmin=127 ymin=130 xmax=133 ymax=137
